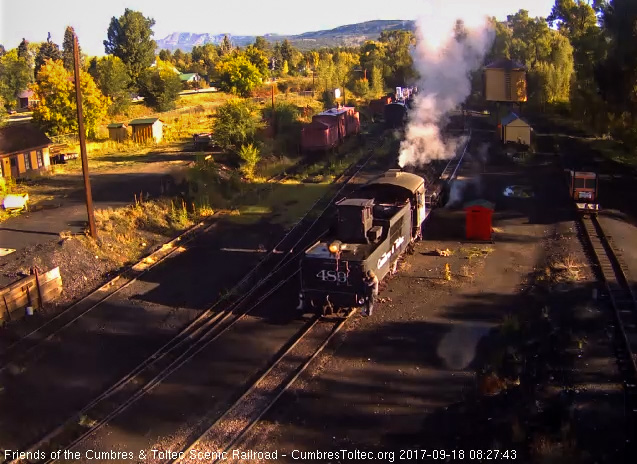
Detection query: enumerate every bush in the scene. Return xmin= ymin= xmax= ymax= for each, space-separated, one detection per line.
xmin=238 ymin=143 xmax=261 ymax=180
xmin=212 ymin=99 xmax=264 ymax=151
xmin=352 ymin=78 xmax=370 ymax=98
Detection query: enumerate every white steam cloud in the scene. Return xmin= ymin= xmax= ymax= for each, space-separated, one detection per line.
xmin=398 ymin=2 xmax=495 ymax=167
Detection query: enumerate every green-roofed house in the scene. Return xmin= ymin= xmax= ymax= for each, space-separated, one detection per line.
xmin=106 ymin=122 xmax=129 ymax=143
xmin=129 ymin=118 xmax=164 ymax=143
xmin=179 ymin=73 xmax=201 ymax=89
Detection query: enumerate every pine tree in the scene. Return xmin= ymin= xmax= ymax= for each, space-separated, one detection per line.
xmin=17 ymin=39 xmax=29 ymax=59
xmin=35 ymin=34 xmax=62 ymax=77
xmin=220 ymin=35 xmax=232 ymax=56
xmin=62 ymin=26 xmax=78 ymax=71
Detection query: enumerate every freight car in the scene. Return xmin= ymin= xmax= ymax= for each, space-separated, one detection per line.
xmin=297 ymin=169 xmax=427 ymax=314
xmin=301 ymin=106 xmax=360 ymax=152
xmin=384 ymin=102 xmax=407 ymax=129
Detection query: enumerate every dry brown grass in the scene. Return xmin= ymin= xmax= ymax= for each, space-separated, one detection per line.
xmin=76 ymin=196 xmax=213 ymax=267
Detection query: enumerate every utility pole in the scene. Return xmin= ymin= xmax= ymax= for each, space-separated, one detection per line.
xmin=73 ymin=32 xmax=97 ymax=239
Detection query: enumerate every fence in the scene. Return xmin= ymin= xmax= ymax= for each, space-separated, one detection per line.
xmin=250 ymin=91 xmax=316 ymax=105
xmin=50 ymin=133 xmax=79 ymax=145
xmin=0 ymin=267 xmax=63 ymax=324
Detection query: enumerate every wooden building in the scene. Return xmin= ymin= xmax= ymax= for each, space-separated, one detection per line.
xmin=0 ymin=124 xmax=52 ymax=179
xmin=18 ymin=90 xmax=39 ymax=110
xmin=484 ymin=59 xmax=527 ymax=103
xmin=130 ymin=118 xmax=163 ymax=143
xmin=500 ymin=112 xmax=532 ymax=146
xmin=107 ymin=123 xmax=129 ymax=142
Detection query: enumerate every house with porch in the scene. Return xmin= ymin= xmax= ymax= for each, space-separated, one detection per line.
xmin=0 ymin=124 xmax=52 ymax=178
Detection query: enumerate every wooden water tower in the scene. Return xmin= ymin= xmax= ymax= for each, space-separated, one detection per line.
xmin=484 ymin=58 xmax=527 ymax=125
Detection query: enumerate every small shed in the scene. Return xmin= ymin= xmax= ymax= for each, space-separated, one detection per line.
xmin=464 ymin=199 xmax=494 ymax=242
xmin=130 ymin=118 xmax=163 ymax=143
xmin=106 ymin=123 xmax=129 ymax=142
xmin=500 ymin=112 xmax=532 ymax=146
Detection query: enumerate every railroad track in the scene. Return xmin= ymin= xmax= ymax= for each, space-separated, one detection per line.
xmin=0 ymin=220 xmax=214 ymax=373
xmin=168 ymin=309 xmax=355 ymax=464
xmin=439 ymin=128 xmax=472 ymax=183
xmin=577 ymin=213 xmax=637 ymax=443
xmin=9 ymin=134 xmax=387 ymax=464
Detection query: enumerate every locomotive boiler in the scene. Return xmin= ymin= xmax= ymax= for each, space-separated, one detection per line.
xmin=298 ymin=169 xmax=427 ymax=314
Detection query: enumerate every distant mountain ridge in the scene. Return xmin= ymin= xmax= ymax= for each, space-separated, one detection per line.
xmin=155 ymin=19 xmax=416 ymax=52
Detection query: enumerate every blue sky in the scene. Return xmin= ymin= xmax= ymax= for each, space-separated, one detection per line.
xmin=1 ymin=0 xmax=556 ymax=57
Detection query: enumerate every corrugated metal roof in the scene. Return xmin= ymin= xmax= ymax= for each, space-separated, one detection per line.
xmin=129 ymin=118 xmax=162 ymax=125
xmin=500 ymin=112 xmax=530 ymax=127
xmin=366 ymin=170 xmax=424 ymax=193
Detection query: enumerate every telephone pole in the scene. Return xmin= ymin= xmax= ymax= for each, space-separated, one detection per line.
xmin=73 ymin=32 xmax=97 ymax=239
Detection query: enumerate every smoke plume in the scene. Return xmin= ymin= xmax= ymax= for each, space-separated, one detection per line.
xmin=398 ymin=3 xmax=495 ymax=167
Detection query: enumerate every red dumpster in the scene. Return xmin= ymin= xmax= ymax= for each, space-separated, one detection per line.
xmin=464 ymin=200 xmax=494 ymax=241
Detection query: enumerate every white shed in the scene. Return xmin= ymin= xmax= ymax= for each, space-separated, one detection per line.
xmin=500 ymin=112 xmax=532 ymax=146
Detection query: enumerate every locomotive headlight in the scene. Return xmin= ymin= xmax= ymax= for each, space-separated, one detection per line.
xmin=328 ymin=241 xmax=342 ymax=254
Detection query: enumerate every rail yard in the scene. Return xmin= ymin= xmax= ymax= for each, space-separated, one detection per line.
xmin=0 ymin=98 xmax=635 ymax=463
xmin=2 ymin=14 xmax=637 ymax=461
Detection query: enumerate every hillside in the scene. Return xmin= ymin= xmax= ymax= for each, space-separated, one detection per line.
xmin=155 ymin=19 xmax=416 ymax=52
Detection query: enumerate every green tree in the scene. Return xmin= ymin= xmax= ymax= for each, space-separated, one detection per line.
xmin=215 ymin=54 xmax=262 ymax=96
xmin=191 ymin=43 xmax=219 ymax=81
xmin=35 ymin=33 xmax=61 ymax=77
xmin=370 ymin=65 xmax=384 ymax=98
xmin=0 ymin=49 xmax=33 ymax=109
xmin=0 ymin=96 xmax=6 ymax=124
xmin=212 ymin=99 xmax=263 ymax=151
xmin=158 ymin=49 xmax=172 ymax=62
xmin=137 ymin=59 xmax=182 ymax=112
xmin=32 ymin=59 xmax=109 ymax=137
xmin=280 ymin=39 xmax=294 ymax=65
xmin=253 ymin=36 xmax=271 ymax=54
xmin=104 ymin=9 xmax=157 ymax=85
xmin=378 ymin=30 xmax=415 ymax=87
xmin=62 ymin=26 xmax=80 ymax=71
xmin=220 ymin=35 xmax=233 ymax=56
xmin=93 ymin=55 xmax=132 ymax=114
xmin=597 ymin=0 xmax=637 ymax=119
xmin=17 ymin=39 xmax=29 ymax=59
xmin=237 ymin=143 xmax=260 ymax=179
xmin=244 ymin=45 xmax=269 ymax=76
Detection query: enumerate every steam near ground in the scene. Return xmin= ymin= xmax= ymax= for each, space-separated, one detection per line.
xmin=398 ymin=2 xmax=495 ymax=168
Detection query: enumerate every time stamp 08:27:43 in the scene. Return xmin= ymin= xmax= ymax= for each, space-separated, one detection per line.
xmin=394 ymin=449 xmax=518 ymax=460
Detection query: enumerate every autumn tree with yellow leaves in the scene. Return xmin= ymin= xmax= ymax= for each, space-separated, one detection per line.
xmin=32 ymin=59 xmax=109 ymax=137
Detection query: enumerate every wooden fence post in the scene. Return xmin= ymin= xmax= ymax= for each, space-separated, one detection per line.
xmin=34 ymin=267 xmax=43 ymax=309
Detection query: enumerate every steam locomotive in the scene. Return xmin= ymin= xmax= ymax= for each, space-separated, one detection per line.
xmin=297 ymin=169 xmax=427 ymax=314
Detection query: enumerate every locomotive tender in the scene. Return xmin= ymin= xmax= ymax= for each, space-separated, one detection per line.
xmin=298 ymin=169 xmax=427 ymax=314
